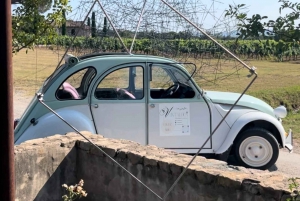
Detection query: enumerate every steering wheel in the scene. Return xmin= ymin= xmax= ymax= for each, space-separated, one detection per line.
xmin=160 ymin=83 xmax=180 ymax=98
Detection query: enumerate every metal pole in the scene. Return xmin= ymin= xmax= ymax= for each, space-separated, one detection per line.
xmin=96 ymin=0 xmax=130 ymax=53
xmin=0 ymin=0 xmax=15 ymax=200
xmin=130 ymin=0 xmax=148 ymax=53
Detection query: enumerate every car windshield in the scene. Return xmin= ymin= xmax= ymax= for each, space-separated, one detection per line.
xmin=181 ymin=63 xmax=196 ymax=78
xmin=152 ymin=64 xmax=195 ymax=88
xmin=170 ymin=68 xmax=190 ymax=85
xmin=167 ymin=63 xmax=201 ymax=92
xmin=175 ymin=64 xmax=204 ymax=94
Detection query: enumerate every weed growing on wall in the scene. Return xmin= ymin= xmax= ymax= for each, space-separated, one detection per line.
xmin=62 ymin=179 xmax=87 ymax=201
xmin=287 ymin=177 xmax=300 ymax=201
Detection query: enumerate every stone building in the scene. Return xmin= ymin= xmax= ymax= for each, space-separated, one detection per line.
xmin=58 ymin=20 xmax=91 ymax=37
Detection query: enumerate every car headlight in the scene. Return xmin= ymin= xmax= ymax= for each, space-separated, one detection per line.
xmin=274 ymin=105 xmax=287 ymax=118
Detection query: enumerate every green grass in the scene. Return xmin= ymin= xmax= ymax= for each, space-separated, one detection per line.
xmin=249 ymin=86 xmax=300 ymax=112
xmin=13 ymin=48 xmax=300 ymax=139
xmin=283 ymin=113 xmax=300 ymax=140
xmin=13 ymin=48 xmax=61 ymax=96
xmin=248 ymin=86 xmax=300 ymax=139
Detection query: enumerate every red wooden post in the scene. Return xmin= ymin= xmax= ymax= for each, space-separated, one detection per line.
xmin=0 ymin=0 xmax=15 ymax=200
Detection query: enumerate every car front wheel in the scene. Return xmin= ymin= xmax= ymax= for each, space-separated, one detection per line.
xmin=234 ymin=128 xmax=279 ymax=170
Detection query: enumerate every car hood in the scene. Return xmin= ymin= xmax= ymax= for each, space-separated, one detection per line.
xmin=205 ymin=91 xmax=275 ymax=117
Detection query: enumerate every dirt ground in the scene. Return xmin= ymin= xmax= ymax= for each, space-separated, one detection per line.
xmin=14 ymin=90 xmax=33 ymax=119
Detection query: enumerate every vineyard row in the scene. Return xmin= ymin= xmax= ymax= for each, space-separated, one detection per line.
xmin=39 ymin=36 xmax=300 ymax=61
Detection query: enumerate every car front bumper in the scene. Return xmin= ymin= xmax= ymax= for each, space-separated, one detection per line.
xmin=285 ymin=129 xmax=293 ymax=153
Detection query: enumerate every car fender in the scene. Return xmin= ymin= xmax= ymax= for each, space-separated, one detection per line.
xmin=15 ymin=106 xmax=96 ymax=145
xmin=215 ymin=111 xmax=285 ymax=154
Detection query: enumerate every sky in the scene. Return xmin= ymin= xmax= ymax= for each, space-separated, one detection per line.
xmin=67 ymin=0 xmax=295 ymax=20
xmin=11 ymin=0 xmax=299 ymax=32
xmin=63 ymin=0 xmax=299 ymax=31
xmin=11 ymin=0 xmax=296 ymax=22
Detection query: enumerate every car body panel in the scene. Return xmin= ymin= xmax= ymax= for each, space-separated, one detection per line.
xmin=15 ymin=105 xmax=95 ymax=145
xmin=91 ymin=101 xmax=147 ymax=145
xmin=215 ymin=111 xmax=286 ymax=154
xmin=148 ymin=101 xmax=212 ymax=149
xmin=205 ymin=91 xmax=274 ymax=117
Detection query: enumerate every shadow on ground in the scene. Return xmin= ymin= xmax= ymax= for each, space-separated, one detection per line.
xmin=226 ymin=155 xmax=278 ymax=172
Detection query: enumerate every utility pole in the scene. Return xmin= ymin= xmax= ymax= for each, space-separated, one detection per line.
xmin=0 ymin=0 xmax=15 ymax=200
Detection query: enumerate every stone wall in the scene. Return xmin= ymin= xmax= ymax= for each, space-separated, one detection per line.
xmin=15 ymin=132 xmax=292 ymax=201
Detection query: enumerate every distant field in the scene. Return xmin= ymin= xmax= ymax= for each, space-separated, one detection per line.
xmin=13 ymin=48 xmax=62 ymax=95
xmin=13 ymin=48 xmax=300 ymax=139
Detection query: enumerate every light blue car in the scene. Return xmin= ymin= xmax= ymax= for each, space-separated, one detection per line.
xmin=14 ymin=53 xmax=293 ymax=170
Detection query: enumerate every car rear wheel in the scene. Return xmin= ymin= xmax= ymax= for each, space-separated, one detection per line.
xmin=234 ymin=128 xmax=279 ymax=170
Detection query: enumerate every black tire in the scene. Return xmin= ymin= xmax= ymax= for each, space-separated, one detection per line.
xmin=234 ymin=128 xmax=279 ymax=170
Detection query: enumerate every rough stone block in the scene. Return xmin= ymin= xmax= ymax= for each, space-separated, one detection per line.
xmin=102 ymin=147 xmax=117 ymax=158
xmin=169 ymin=162 xmax=182 ymax=175
xmin=127 ymin=151 xmax=144 ymax=165
xmin=76 ymin=141 xmax=91 ymax=151
xmin=89 ymin=145 xmax=105 ymax=157
xmin=144 ymin=155 xmax=158 ymax=167
xmin=158 ymin=160 xmax=171 ymax=173
xmin=116 ymin=149 xmax=128 ymax=159
xmin=15 ymin=132 xmax=292 ymax=201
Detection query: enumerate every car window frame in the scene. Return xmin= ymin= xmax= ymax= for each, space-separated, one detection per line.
xmin=55 ymin=66 xmax=97 ymax=101
xmin=93 ymin=63 xmax=145 ymax=101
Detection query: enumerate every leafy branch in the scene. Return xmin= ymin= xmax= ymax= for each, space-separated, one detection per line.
xmin=287 ymin=177 xmax=300 ymax=201
xmin=12 ymin=0 xmax=71 ymax=53
xmin=225 ymin=0 xmax=300 ymax=42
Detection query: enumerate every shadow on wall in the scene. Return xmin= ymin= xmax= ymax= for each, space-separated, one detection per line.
xmin=34 ymin=146 xmax=78 ymax=201
xmin=14 ymin=139 xmax=78 ymax=201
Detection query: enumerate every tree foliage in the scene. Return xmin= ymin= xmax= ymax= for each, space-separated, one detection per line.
xmin=39 ymin=36 xmax=300 ymax=62
xmin=225 ymin=0 xmax=300 ymax=42
xmin=87 ymin=17 xmax=91 ymax=27
xmin=12 ymin=0 xmax=71 ymax=53
xmin=103 ymin=17 xmax=107 ymax=36
xmin=91 ymin=12 xmax=96 ymax=37
xmin=61 ymin=9 xmax=66 ymax=36
xmin=36 ymin=0 xmax=52 ymax=13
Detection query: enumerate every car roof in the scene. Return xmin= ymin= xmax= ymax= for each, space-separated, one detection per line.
xmin=78 ymin=52 xmax=130 ymax=60
xmin=76 ymin=52 xmax=180 ymax=64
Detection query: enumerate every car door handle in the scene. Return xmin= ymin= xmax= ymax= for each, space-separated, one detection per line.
xmin=93 ymin=104 xmax=98 ymax=108
xmin=150 ymin=104 xmax=155 ymax=108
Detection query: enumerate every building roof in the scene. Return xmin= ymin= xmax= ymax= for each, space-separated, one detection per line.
xmin=66 ymin=20 xmax=90 ymax=30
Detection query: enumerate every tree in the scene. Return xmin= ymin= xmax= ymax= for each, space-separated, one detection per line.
xmin=61 ymin=10 xmax=66 ymax=36
xmin=225 ymin=0 xmax=300 ymax=42
xmin=91 ymin=11 xmax=96 ymax=37
xmin=12 ymin=0 xmax=52 ymax=13
xmin=12 ymin=0 xmax=71 ymax=53
xmin=87 ymin=17 xmax=91 ymax=27
xmin=103 ymin=17 xmax=107 ymax=36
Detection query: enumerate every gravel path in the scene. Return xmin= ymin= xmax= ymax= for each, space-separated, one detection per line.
xmin=13 ymin=92 xmax=300 ymax=178
xmin=14 ymin=91 xmax=33 ymax=119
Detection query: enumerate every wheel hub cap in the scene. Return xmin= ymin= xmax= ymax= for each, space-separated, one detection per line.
xmin=239 ymin=136 xmax=273 ymax=167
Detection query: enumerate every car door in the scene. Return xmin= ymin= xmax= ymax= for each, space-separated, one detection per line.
xmin=147 ymin=63 xmax=212 ymax=151
xmin=90 ymin=64 xmax=147 ymax=145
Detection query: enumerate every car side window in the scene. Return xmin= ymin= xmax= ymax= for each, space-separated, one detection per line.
xmin=150 ymin=65 xmax=195 ymax=99
xmin=56 ymin=67 xmax=96 ymax=100
xmin=95 ymin=66 xmax=144 ymax=100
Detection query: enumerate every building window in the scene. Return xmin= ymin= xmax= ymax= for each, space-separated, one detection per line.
xmin=71 ymin=29 xmax=76 ymax=36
